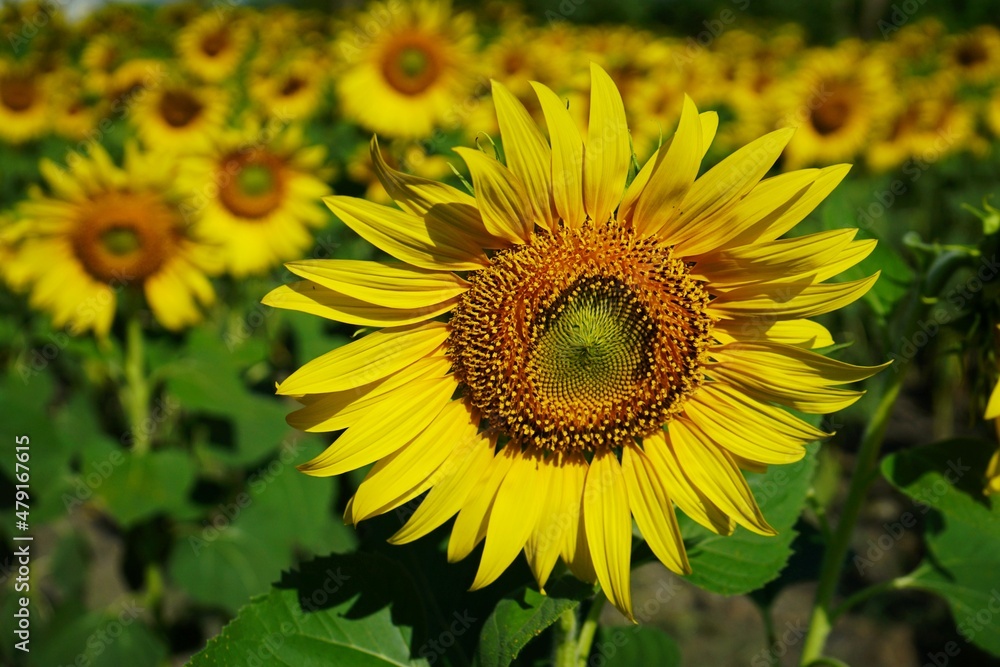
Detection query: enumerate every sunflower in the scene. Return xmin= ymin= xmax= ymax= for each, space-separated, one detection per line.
xmin=48 ymin=70 xmax=103 ymax=142
xmin=249 ymin=54 xmax=327 ymax=122
xmin=0 ymin=59 xmax=51 ymax=145
xmin=177 ymin=120 xmax=331 ymax=277
xmin=80 ymin=34 xmax=125 ymax=95
xmin=9 ymin=143 xmax=218 ymax=336
xmin=777 ymin=45 xmax=896 ymax=170
xmin=265 ymin=65 xmax=884 ymax=619
xmin=176 ymin=12 xmax=252 ymax=83
xmin=335 ymin=0 xmax=478 ymax=139
xmin=944 ymin=26 xmax=1000 ymax=85
xmin=131 ymin=79 xmax=228 ymax=154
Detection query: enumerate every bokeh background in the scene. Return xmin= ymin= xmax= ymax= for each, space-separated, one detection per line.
xmin=2 ymin=0 xmax=1000 ymax=665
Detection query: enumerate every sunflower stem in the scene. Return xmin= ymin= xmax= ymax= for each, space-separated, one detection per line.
xmin=553 ymin=607 xmax=579 ymax=667
xmin=798 ymin=372 xmax=904 ymax=666
xmin=575 ymin=596 xmax=604 ymax=665
xmin=123 ymin=316 xmax=151 ymax=455
xmin=829 ymin=575 xmax=911 ymax=621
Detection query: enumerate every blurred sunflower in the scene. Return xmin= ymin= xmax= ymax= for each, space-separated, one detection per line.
xmin=9 ymin=144 xmax=218 ymax=336
xmin=176 ymin=13 xmax=251 ymax=83
xmin=778 ymin=45 xmax=896 ymax=169
xmin=335 ymin=0 xmax=477 ymax=138
xmin=132 ymin=80 xmax=228 ymax=153
xmin=867 ymin=75 xmax=980 ymax=172
xmin=178 ymin=120 xmax=331 ymax=277
xmin=249 ymin=55 xmax=327 ymax=122
xmin=0 ymin=60 xmax=51 ymax=145
xmin=80 ymin=34 xmax=125 ymax=95
xmin=944 ymin=25 xmax=1000 ymax=85
xmin=266 ymin=65 xmax=884 ymax=619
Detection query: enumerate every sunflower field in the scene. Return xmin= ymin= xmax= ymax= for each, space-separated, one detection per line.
xmin=2 ymin=0 xmax=1000 ymax=665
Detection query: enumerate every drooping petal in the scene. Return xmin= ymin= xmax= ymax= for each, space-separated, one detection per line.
xmin=525 ymin=454 xmax=570 ymax=590
xmin=390 ymin=431 xmax=497 ymax=545
xmin=493 ymin=79 xmax=556 ymax=232
xmin=584 ymin=448 xmax=634 ymax=621
xmin=277 ymin=321 xmax=449 ymax=395
xmin=622 ymin=443 xmax=690 ymax=575
xmin=453 ymin=146 xmax=532 ymax=244
xmin=643 ymin=430 xmax=734 ymax=536
xmin=472 ymin=448 xmax=547 ymax=590
xmin=324 ymin=195 xmax=489 ymax=271
xmin=350 ymin=401 xmax=482 ymax=522
xmin=558 ymin=452 xmax=597 ymax=584
xmin=669 ymin=420 xmax=776 ymax=536
xmin=532 ymin=81 xmax=585 ymax=228
xmin=448 ymin=443 xmax=518 ymax=562
xmin=584 ymin=63 xmax=630 ymax=225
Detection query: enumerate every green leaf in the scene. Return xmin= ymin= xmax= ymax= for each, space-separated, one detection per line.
xmin=95 ymin=449 xmax=197 ymax=527
xmin=594 ymin=625 xmax=681 ymax=667
xmin=189 ymin=552 xmax=430 ymax=666
xmin=882 ymin=438 xmax=1000 ymax=657
xmin=476 ymin=577 xmax=594 ymax=667
xmin=169 ymin=442 xmax=355 ymax=613
xmin=679 ymin=445 xmax=818 ymax=595
xmin=29 ymin=605 xmax=166 ymax=667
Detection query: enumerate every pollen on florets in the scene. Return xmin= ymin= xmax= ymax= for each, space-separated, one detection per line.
xmin=447 ymin=221 xmax=714 ymax=453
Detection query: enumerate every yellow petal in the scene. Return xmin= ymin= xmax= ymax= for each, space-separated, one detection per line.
xmin=632 ymin=95 xmax=702 ymax=237
xmin=350 ymin=401 xmax=482 ymax=522
xmin=448 ymin=444 xmax=518 ymax=562
xmin=713 ymin=318 xmax=835 ymax=349
xmin=693 ymin=230 xmax=856 ymax=288
xmin=710 ymin=341 xmax=889 ymax=386
xmin=620 ymin=111 xmax=718 ymax=225
xmin=709 ymin=273 xmax=880 ymax=321
xmin=297 ymin=376 xmax=456 ymax=477
xmin=453 ymin=146 xmax=532 ymax=244
xmin=986 ymin=448 xmax=1000 ymax=496
xmin=284 ymin=260 xmax=469 ymax=309
xmin=263 ymin=281 xmax=455 ymax=327
xmin=531 ymin=81 xmax=585 ymax=228
xmin=987 ymin=377 xmax=1000 ymax=420
xmin=277 ymin=321 xmax=448 ymax=395
xmin=370 ymin=137 xmax=503 ymax=251
xmin=558 ymin=452 xmax=597 ymax=584
xmin=815 ymin=239 xmax=877 ymax=282
xmin=663 ymin=128 xmax=795 ymax=248
xmin=287 ymin=355 xmax=450 ymax=432
xmin=390 ymin=431 xmax=497 ymax=544
xmin=725 ymin=164 xmax=852 ymax=248
xmin=683 ymin=382 xmax=829 ymax=463
xmin=324 ymin=195 xmax=488 ymax=271
xmin=584 ymin=448 xmax=634 ymax=621
xmin=525 ymin=454 xmax=568 ymax=590
xmin=622 ymin=443 xmax=690 ymax=575
xmin=493 ymin=79 xmax=555 ymax=232
xmin=643 ymin=430 xmax=734 ymax=535
xmin=472 ymin=448 xmax=547 ymax=589
xmin=669 ymin=420 xmax=775 ymax=536
xmin=584 ymin=63 xmax=630 ymax=225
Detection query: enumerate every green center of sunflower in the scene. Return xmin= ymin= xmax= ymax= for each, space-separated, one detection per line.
xmin=532 ymin=277 xmax=652 ymax=407
xmin=448 ymin=223 xmax=714 ymax=453
xmin=398 ymin=47 xmax=430 ymax=78
xmin=237 ymin=163 xmax=276 ymax=197
xmin=100 ymin=226 xmax=142 ymax=256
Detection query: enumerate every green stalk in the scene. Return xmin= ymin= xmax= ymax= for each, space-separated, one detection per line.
xmin=553 ymin=607 xmax=579 ymax=667
xmin=122 ymin=316 xmax=151 ymax=455
xmin=798 ymin=372 xmax=903 ymax=665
